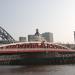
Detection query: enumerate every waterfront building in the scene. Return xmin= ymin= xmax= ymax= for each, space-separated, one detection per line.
xmin=74 ymin=31 xmax=75 ymax=42
xmin=28 ymin=29 xmax=46 ymax=42
xmin=42 ymin=32 xmax=53 ymax=42
xmin=19 ymin=37 xmax=26 ymax=42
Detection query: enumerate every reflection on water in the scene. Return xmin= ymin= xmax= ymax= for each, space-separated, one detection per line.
xmin=0 ymin=65 xmax=75 ymax=75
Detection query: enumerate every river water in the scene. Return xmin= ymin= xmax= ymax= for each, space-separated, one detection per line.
xmin=0 ymin=65 xmax=75 ymax=75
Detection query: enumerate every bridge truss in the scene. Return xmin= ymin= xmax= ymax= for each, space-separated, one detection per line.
xmin=0 ymin=26 xmax=15 ymax=43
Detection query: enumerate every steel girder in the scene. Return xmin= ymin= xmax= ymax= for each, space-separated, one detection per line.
xmin=0 ymin=26 xmax=15 ymax=43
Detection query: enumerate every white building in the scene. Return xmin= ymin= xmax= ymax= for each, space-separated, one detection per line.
xmin=28 ymin=29 xmax=46 ymax=42
xmin=19 ymin=37 xmax=26 ymax=42
xmin=42 ymin=32 xmax=53 ymax=42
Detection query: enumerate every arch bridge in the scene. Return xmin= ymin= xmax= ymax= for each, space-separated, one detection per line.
xmin=0 ymin=26 xmax=15 ymax=44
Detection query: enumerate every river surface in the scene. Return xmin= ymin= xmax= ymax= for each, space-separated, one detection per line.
xmin=0 ymin=65 xmax=75 ymax=75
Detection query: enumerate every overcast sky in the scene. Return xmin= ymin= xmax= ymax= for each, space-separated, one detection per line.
xmin=0 ymin=0 xmax=75 ymax=43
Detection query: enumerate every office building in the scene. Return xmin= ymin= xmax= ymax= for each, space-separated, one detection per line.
xmin=28 ymin=29 xmax=46 ymax=42
xmin=42 ymin=32 xmax=53 ymax=42
xmin=19 ymin=37 xmax=26 ymax=42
